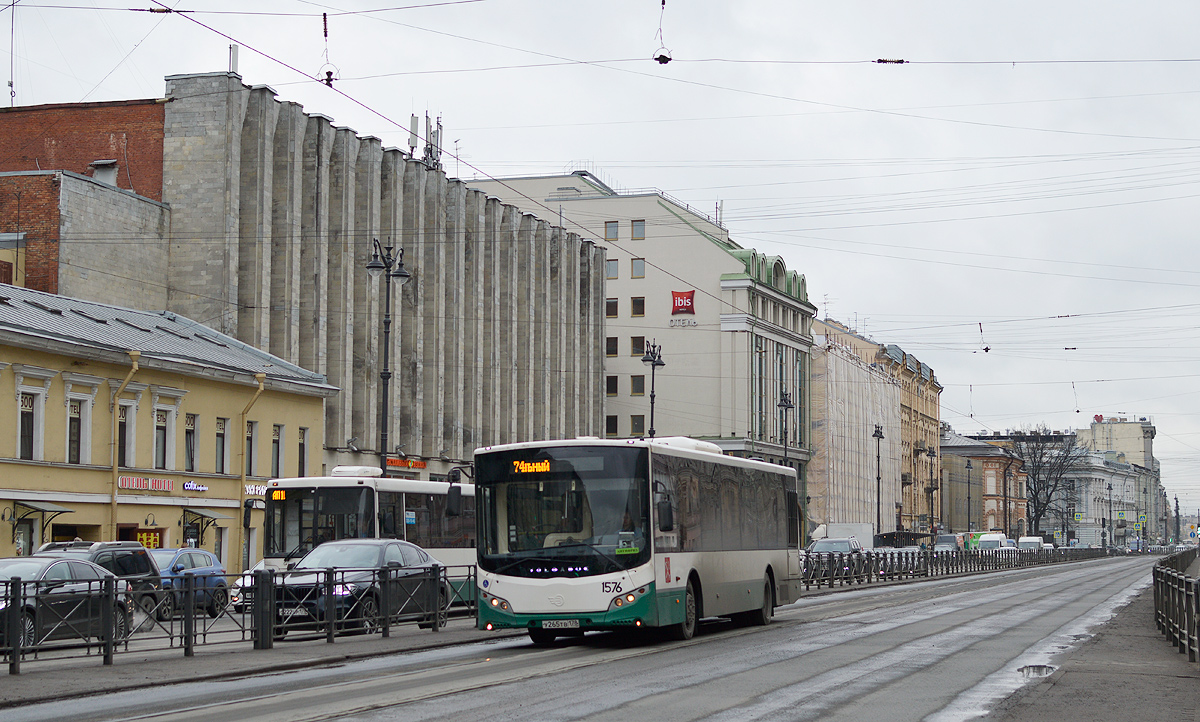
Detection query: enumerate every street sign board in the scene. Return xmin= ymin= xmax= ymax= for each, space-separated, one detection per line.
xmin=1138 ymin=514 xmax=1147 ymax=522
xmin=1116 ymin=511 xmax=1126 ymax=520
xmin=1074 ymin=512 xmax=1083 ymax=522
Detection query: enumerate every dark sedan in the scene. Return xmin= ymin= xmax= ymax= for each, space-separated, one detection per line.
xmin=275 ymin=539 xmax=450 ymax=634
xmin=0 ymin=556 xmax=133 ymax=648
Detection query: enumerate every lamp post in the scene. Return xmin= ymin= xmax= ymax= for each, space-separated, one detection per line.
xmin=365 ymin=239 xmax=411 ymax=473
xmin=926 ymin=447 xmax=938 ymax=534
xmin=641 ymin=340 xmax=665 ymax=438
xmin=778 ymin=391 xmax=794 ymax=463
xmin=1003 ymin=466 xmax=1012 ymax=538
xmin=873 ymin=425 xmax=884 ymax=536
xmin=1106 ymin=482 xmax=1113 ymax=549
xmin=965 ymin=459 xmax=973 ymax=533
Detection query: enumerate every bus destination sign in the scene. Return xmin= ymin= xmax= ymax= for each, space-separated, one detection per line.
xmin=512 ymin=460 xmax=551 ymax=474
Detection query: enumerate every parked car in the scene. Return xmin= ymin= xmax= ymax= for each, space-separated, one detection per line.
xmin=34 ymin=541 xmax=164 ymax=617
xmin=0 ymin=556 xmax=133 ymax=647
xmin=1017 ymin=536 xmax=1045 ymax=550
xmin=805 ymin=537 xmax=866 ymax=580
xmin=148 ymin=548 xmax=228 ymax=619
xmin=275 ymin=539 xmax=451 ymax=634
xmin=229 ymin=559 xmax=266 ymax=614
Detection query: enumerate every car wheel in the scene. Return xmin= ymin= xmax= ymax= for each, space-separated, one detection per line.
xmin=19 ymin=611 xmax=36 ymax=648
xmin=207 ymin=586 xmax=229 ymax=619
xmin=668 ymin=579 xmax=697 ymax=641
xmin=136 ymin=593 xmax=156 ymax=617
xmin=156 ymin=593 xmax=175 ymax=622
xmin=528 ymin=628 xmax=557 ymax=645
xmin=357 ymin=594 xmax=381 ymax=634
xmin=113 ymin=606 xmax=130 ymax=641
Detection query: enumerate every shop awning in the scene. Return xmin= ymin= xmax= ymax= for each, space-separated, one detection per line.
xmin=11 ymin=500 xmax=74 ymax=547
xmin=180 ymin=508 xmax=234 ymax=545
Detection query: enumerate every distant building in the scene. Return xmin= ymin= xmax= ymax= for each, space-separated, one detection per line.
xmin=940 ymin=427 xmax=1026 ymax=536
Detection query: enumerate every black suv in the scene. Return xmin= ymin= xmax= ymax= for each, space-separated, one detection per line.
xmin=35 ymin=541 xmax=165 ymax=618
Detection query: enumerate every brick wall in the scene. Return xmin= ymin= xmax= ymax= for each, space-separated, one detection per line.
xmin=0 ymin=100 xmax=166 ymax=201
xmin=0 ymin=173 xmax=61 ymax=293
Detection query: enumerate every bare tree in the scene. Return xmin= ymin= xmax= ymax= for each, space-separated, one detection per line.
xmin=1010 ymin=427 xmax=1092 ymax=536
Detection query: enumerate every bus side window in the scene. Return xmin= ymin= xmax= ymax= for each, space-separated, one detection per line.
xmin=379 ymin=491 xmax=401 ymax=539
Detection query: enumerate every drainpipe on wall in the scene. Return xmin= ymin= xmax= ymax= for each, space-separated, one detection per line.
xmin=110 ymin=351 xmax=140 ymax=540
xmin=238 ymin=373 xmax=266 ymax=573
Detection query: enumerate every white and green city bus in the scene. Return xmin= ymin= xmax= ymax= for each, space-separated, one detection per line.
xmin=474 ymin=437 xmax=804 ymax=643
xmin=263 ymin=466 xmax=476 ymax=570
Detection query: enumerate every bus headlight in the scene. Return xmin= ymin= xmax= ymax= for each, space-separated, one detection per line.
xmin=481 ymin=591 xmax=511 ymax=611
xmin=608 ymin=586 xmax=649 ymax=611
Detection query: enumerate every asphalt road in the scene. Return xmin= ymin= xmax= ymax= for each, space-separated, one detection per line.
xmin=6 ymin=556 xmax=1157 ymax=722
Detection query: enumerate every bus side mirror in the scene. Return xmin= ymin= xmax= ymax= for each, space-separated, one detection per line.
xmin=446 ymin=484 xmax=462 ymax=517
xmin=657 ymin=500 xmax=674 ymax=532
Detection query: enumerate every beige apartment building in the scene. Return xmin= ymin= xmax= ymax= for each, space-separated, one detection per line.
xmin=470 ymin=171 xmax=818 ymax=527
xmin=809 ymin=319 xmax=942 ymax=535
xmin=0 ymin=286 xmax=334 ymax=571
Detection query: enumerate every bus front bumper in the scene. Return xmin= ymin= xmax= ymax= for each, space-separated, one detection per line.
xmin=477 ymin=581 xmax=671 ymax=632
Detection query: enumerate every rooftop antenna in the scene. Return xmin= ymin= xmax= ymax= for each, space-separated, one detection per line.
xmin=408 ymin=115 xmax=419 ymax=158
xmin=422 ymin=114 xmax=443 ymax=170
xmin=229 ymin=44 xmax=239 ymax=75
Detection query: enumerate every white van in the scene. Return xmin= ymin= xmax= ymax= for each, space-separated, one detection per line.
xmin=1017 ymin=536 xmax=1045 ymax=550
xmin=977 ymin=532 xmax=1008 ymax=551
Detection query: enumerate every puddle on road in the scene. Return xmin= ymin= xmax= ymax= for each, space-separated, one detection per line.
xmin=1017 ymin=664 xmax=1056 ymax=678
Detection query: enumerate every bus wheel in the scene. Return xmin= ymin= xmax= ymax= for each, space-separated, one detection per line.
xmin=668 ymin=579 xmax=697 ymax=641
xmin=749 ymin=579 xmax=773 ymax=626
xmin=528 ymin=628 xmax=557 ymax=645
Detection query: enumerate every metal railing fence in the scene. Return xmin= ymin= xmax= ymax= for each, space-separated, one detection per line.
xmin=802 ymin=547 xmax=1106 ymax=590
xmin=1152 ymin=547 xmax=1199 ymax=665
xmin=2 ymin=564 xmax=476 ymax=674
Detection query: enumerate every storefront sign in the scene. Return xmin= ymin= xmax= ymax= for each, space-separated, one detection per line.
xmin=669 ymin=318 xmax=698 ymax=328
xmin=183 ymin=481 xmax=209 ymax=493
xmin=137 ymin=529 xmax=163 ymax=549
xmin=386 ymin=458 xmax=427 ymax=469
xmin=671 ymin=290 xmax=695 ymax=315
xmin=245 ymin=484 xmax=267 ymax=496
xmin=118 ymin=476 xmax=173 ymax=492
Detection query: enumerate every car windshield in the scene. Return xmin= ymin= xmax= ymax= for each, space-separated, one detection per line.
xmin=0 ymin=559 xmax=48 ymax=579
xmin=295 ymin=543 xmax=382 ymax=570
xmin=810 ymin=539 xmax=852 ymax=553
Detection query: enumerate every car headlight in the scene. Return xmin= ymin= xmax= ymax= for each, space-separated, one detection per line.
xmin=330 ymin=583 xmax=363 ymax=597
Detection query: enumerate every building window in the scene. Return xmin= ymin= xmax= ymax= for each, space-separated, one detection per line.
xmin=606 ymin=376 xmax=618 ymax=396
xmin=117 ymin=404 xmax=131 ymax=468
xmin=631 ymin=336 xmax=645 ymax=356
xmin=184 ymin=414 xmax=197 ymax=472
xmin=271 ymin=424 xmax=283 ymax=478
xmin=606 ymin=298 xmax=618 ymax=318
xmin=631 ymin=297 xmax=645 ymax=317
xmin=605 ymin=259 xmax=618 ymax=279
xmin=246 ymin=421 xmax=257 ymax=476
xmin=631 ymin=415 xmax=645 ymax=436
xmin=631 ymin=375 xmax=646 ymax=396
xmin=154 ymin=409 xmax=168 ymax=470
xmin=605 ymin=337 xmax=618 ymax=357
xmin=631 ymin=220 xmax=645 ymax=240
xmin=605 ymin=415 xmax=618 ymax=437
xmin=298 ymin=427 xmax=308 ymax=477
xmin=605 ymin=221 xmax=618 ymax=242
xmin=215 ymin=418 xmax=228 ymax=474
xmin=19 ymin=393 xmax=35 ymax=460
xmin=631 ymin=258 xmax=645 ymax=278
xmin=67 ymin=400 xmax=82 ymax=464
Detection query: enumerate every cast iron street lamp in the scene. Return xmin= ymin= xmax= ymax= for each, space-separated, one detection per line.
xmin=1106 ymin=482 xmax=1113 ymax=549
xmin=778 ymin=391 xmax=794 ymax=463
xmin=873 ymin=424 xmax=884 ymax=536
xmin=965 ymin=459 xmax=973 ymax=532
xmin=365 ymin=239 xmax=410 ymax=473
xmin=641 ymin=340 xmax=665 ymax=439
xmin=926 ymin=447 xmax=938 ymax=534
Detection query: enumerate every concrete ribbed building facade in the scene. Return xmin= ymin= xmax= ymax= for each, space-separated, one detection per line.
xmin=0 ymin=71 xmax=607 ymax=474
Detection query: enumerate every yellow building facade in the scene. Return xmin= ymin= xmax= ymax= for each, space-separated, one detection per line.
xmin=0 ymin=286 xmax=335 ymax=571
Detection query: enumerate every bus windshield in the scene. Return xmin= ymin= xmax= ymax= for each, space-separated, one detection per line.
xmin=475 ymin=445 xmax=650 ymax=578
xmin=264 ymin=486 xmax=375 ymax=558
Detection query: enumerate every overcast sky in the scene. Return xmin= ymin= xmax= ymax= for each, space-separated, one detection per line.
xmin=7 ymin=1 xmax=1200 ymax=514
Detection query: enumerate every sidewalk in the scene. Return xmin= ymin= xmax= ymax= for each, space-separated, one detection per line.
xmin=989 ymin=587 xmax=1200 ymax=721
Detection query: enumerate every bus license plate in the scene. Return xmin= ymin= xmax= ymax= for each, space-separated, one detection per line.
xmin=542 ymin=619 xmax=579 ymax=629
